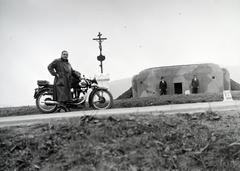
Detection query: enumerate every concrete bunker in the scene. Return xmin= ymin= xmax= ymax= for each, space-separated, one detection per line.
xmin=132 ymin=63 xmax=230 ymax=98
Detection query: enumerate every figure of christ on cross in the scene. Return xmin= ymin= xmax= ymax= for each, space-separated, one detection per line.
xmin=93 ymin=32 xmax=107 ymax=55
xmin=93 ymin=32 xmax=107 ymax=73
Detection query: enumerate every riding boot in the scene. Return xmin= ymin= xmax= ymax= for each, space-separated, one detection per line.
xmin=57 ymin=102 xmax=71 ymax=112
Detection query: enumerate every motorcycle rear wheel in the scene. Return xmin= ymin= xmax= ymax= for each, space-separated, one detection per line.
xmin=90 ymin=89 xmax=113 ymax=109
xmin=36 ymin=90 xmax=57 ymax=113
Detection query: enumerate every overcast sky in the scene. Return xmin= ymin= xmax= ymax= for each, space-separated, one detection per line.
xmin=0 ymin=0 xmax=240 ymax=107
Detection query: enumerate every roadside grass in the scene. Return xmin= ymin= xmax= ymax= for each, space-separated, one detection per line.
xmin=1 ymin=111 xmax=240 ymax=170
xmin=114 ymin=93 xmax=222 ymax=108
xmin=0 ymin=105 xmax=39 ymax=117
xmin=113 ymin=91 xmax=240 ymax=108
xmin=1 ymin=91 xmax=240 ymax=117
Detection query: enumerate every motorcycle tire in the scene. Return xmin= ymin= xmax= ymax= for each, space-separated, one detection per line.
xmin=36 ymin=90 xmax=57 ymax=113
xmin=89 ymin=89 xmax=113 ymax=110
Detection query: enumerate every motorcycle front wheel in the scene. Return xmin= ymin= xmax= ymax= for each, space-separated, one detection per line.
xmin=89 ymin=89 xmax=113 ymax=109
xmin=36 ymin=90 xmax=57 ymax=113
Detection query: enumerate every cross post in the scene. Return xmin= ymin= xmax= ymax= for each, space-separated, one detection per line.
xmin=93 ymin=32 xmax=107 ymax=74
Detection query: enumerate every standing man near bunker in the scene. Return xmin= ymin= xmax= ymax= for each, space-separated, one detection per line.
xmin=191 ymin=75 xmax=199 ymax=94
xmin=159 ymin=76 xmax=167 ymax=95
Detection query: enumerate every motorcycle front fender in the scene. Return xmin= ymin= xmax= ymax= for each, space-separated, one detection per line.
xmin=92 ymin=86 xmax=108 ymax=91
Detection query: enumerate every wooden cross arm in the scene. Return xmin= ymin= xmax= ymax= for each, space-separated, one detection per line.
xmin=93 ymin=38 xmax=107 ymax=41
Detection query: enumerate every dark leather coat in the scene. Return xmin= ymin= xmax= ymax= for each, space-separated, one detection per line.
xmin=48 ymin=58 xmax=73 ymax=102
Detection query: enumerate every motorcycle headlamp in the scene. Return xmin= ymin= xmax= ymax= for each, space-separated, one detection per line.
xmin=79 ymin=79 xmax=87 ymax=87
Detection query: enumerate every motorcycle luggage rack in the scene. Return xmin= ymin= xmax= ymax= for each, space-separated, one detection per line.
xmin=37 ymin=80 xmax=50 ymax=86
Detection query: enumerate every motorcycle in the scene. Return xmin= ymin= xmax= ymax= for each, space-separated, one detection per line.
xmin=34 ymin=75 xmax=113 ymax=113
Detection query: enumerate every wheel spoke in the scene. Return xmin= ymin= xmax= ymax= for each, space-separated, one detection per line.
xmin=91 ymin=89 xmax=113 ymax=109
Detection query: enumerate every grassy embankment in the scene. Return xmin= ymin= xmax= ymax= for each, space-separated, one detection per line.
xmin=0 ymin=91 xmax=240 ymax=117
xmin=1 ymin=110 xmax=240 ymax=170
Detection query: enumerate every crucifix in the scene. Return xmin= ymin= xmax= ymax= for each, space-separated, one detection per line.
xmin=93 ymin=32 xmax=107 ymax=73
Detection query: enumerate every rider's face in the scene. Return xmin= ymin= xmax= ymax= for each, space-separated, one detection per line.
xmin=61 ymin=52 xmax=68 ymax=60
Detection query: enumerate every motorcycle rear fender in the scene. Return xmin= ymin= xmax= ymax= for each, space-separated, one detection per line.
xmin=34 ymin=87 xmax=53 ymax=99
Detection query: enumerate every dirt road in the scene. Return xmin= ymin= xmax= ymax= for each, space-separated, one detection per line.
xmin=1 ymin=100 xmax=240 ymax=127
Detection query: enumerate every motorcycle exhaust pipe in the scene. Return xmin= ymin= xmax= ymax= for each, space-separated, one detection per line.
xmin=45 ymin=100 xmax=59 ymax=105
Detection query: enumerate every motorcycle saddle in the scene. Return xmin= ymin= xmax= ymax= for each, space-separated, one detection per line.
xmin=37 ymin=80 xmax=50 ymax=86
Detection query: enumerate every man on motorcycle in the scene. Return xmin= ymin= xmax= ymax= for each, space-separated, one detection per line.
xmin=48 ymin=50 xmax=79 ymax=106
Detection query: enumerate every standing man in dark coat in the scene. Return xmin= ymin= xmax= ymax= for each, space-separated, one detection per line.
xmin=48 ymin=50 xmax=75 ymax=103
xmin=191 ymin=75 xmax=199 ymax=94
xmin=159 ymin=76 xmax=167 ymax=95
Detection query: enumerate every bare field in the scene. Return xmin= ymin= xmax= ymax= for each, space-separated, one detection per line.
xmin=1 ymin=110 xmax=240 ymax=170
